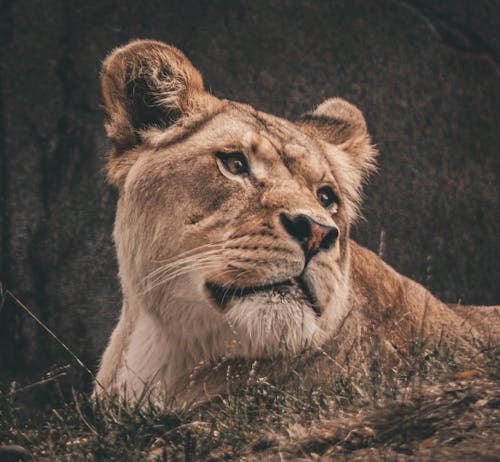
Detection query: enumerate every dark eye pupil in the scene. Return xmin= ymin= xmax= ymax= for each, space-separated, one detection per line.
xmin=218 ymin=152 xmax=249 ymax=176
xmin=231 ymin=159 xmax=244 ymax=172
xmin=317 ymin=187 xmax=337 ymax=209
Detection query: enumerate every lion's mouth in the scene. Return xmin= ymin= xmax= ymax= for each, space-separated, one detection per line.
xmin=205 ymin=277 xmax=320 ymax=316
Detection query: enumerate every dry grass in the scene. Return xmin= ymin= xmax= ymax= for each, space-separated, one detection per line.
xmin=0 ymin=288 xmax=499 ymax=461
xmin=1 ymin=327 xmax=498 ymax=461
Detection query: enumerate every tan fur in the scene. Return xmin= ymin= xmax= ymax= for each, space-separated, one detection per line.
xmin=95 ymin=40 xmax=499 ymax=405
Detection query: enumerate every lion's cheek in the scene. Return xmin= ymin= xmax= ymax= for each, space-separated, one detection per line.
xmin=304 ymin=255 xmax=351 ymax=333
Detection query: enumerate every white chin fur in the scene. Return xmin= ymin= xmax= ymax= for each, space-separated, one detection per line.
xmin=223 ymin=293 xmax=324 ymax=357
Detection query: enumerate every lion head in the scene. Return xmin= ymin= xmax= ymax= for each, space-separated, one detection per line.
xmin=100 ymin=40 xmax=376 ymax=380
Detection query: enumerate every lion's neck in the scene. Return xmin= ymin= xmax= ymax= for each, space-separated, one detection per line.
xmin=115 ymin=293 xmax=234 ymax=399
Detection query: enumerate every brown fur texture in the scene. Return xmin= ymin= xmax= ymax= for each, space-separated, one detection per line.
xmin=95 ymin=39 xmax=498 ymax=405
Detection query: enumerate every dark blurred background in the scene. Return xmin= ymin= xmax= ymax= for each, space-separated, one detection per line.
xmin=1 ymin=0 xmax=499 ymax=386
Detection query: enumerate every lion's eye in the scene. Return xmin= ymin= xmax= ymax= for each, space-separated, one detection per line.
xmin=317 ymin=186 xmax=339 ymax=212
xmin=216 ymin=152 xmax=249 ymax=176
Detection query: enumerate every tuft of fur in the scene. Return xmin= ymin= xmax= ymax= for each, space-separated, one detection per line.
xmin=224 ymin=294 xmax=324 ymax=357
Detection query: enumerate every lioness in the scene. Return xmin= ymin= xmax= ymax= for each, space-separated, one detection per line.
xmin=95 ymin=39 xmax=498 ymax=404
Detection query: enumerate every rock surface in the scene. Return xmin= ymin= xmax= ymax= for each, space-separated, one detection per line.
xmin=0 ymin=0 xmax=498 ymax=380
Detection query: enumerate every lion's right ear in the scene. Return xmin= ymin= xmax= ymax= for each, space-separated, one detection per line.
xmin=101 ymin=39 xmax=212 ymax=183
xmin=101 ymin=40 xmax=216 ymax=185
xmin=101 ymin=39 xmax=207 ymax=148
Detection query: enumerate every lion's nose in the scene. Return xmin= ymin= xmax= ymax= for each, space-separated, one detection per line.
xmin=280 ymin=213 xmax=339 ymax=260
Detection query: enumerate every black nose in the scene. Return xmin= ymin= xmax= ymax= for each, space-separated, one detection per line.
xmin=280 ymin=213 xmax=339 ymax=260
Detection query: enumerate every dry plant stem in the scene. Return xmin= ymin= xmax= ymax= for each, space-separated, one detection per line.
xmin=5 ymin=290 xmax=102 ymax=389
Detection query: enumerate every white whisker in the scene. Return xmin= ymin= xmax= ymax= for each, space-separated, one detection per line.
xmin=150 ymin=241 xmax=226 ymax=264
xmin=143 ymin=262 xmax=224 ymax=293
xmin=145 ymin=253 xmax=227 ymax=285
xmin=145 ymin=249 xmax=226 ymax=281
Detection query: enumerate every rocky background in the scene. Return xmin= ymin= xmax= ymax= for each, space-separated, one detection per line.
xmin=1 ymin=0 xmax=499 ymax=384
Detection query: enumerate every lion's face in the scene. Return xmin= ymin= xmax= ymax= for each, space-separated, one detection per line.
xmin=102 ymin=40 xmax=376 ymax=358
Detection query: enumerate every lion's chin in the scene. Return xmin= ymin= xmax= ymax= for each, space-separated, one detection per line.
xmin=220 ymin=291 xmax=324 ymax=358
xmin=205 ymin=277 xmax=321 ymax=315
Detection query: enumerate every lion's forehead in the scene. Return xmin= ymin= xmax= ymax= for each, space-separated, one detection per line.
xmin=145 ymin=104 xmax=332 ymax=183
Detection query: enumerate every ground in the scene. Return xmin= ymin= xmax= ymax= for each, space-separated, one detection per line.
xmin=1 ymin=306 xmax=498 ymax=461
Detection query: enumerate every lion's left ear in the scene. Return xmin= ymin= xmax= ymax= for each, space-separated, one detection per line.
xmin=298 ymin=98 xmax=377 ymax=220
xmin=298 ymin=98 xmax=377 ymax=181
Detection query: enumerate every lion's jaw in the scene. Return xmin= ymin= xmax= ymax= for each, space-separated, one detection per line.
xmin=116 ymin=250 xmax=350 ymax=393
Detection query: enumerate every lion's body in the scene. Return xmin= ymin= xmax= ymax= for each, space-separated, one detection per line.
xmin=95 ymin=40 xmax=498 ymax=405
